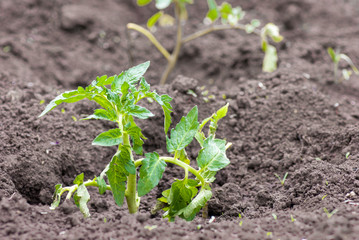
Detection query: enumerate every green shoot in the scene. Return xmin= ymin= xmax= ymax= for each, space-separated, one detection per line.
xmin=323 ymin=207 xmax=337 ymax=219
xmin=345 ymin=152 xmax=350 ymax=159
xmin=129 ymin=0 xmax=283 ymax=85
xmin=290 ymin=214 xmax=296 ymax=222
xmin=328 ymin=47 xmax=359 ymax=83
xmin=322 ymin=194 xmax=327 ymax=200
xmin=267 ymin=232 xmax=272 ymax=237
xmin=144 ymin=225 xmax=158 ymax=230
xmin=272 ymin=213 xmax=277 ymax=220
xmin=274 ymin=172 xmax=288 ymax=186
xmin=39 ymin=61 xmax=231 ymax=221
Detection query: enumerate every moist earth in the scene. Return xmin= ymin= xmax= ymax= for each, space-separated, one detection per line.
xmin=1 ymin=0 xmax=359 ymax=239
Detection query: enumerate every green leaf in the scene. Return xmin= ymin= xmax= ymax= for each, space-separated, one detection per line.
xmin=178 ymin=149 xmax=190 ymax=165
xmin=262 ymin=44 xmax=278 ymax=73
xmin=138 ymin=152 xmax=167 ymax=196
xmin=96 ymin=176 xmax=107 ymax=195
xmin=81 ymin=109 xmax=117 ymax=122
xmin=206 ymin=0 xmax=219 ymax=21
xmin=50 ymin=184 xmax=63 ymax=210
xmin=137 ymin=0 xmax=152 ymax=6
xmin=340 ymin=53 xmax=359 ymax=74
xmin=112 ymin=61 xmax=150 ymax=91
xmin=38 ymin=89 xmax=88 ymax=117
xmin=74 ymin=184 xmax=91 ymax=218
xmin=155 ymin=0 xmax=171 ymax=9
xmin=219 ymin=2 xmax=232 ymax=20
xmin=327 ymin=47 xmax=338 ymax=63
xmin=209 ymin=103 xmax=229 ymax=135
xmin=92 ymin=129 xmax=123 ymax=146
xmin=197 ymin=137 xmax=230 ymax=172
xmin=200 ymin=169 xmax=217 ymax=182
xmin=166 ymin=106 xmax=199 ymax=153
xmin=73 ymin=173 xmax=84 ymax=185
xmin=178 ymin=189 xmax=212 ymax=221
xmin=147 ymin=11 xmax=163 ymax=29
xmin=126 ymin=123 xmax=145 ymax=155
xmin=167 ymin=180 xmax=193 ymax=216
xmin=106 ymin=152 xmax=131 ymax=207
xmin=126 ymin=105 xmax=154 ymax=119
xmin=262 ymin=23 xmax=283 ymax=43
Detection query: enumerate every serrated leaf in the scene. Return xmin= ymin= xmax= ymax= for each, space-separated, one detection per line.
xmin=81 ymin=108 xmax=117 ymax=122
xmin=178 ymin=189 xmax=212 ymax=221
xmin=137 ymin=0 xmax=152 ymax=6
xmin=74 ymin=184 xmax=91 ymax=218
xmin=38 ymin=89 xmax=88 ymax=117
xmin=209 ymin=103 xmax=229 ymax=135
xmin=147 ymin=11 xmax=163 ymax=29
xmin=138 ymin=152 xmax=166 ymax=196
xmin=126 ymin=105 xmax=154 ymax=119
xmin=167 ymin=180 xmax=193 ymax=216
xmin=126 ymin=121 xmax=145 ymax=155
xmin=112 ymin=61 xmax=150 ymax=91
xmin=106 ymin=152 xmax=130 ymax=207
xmin=200 ymin=169 xmax=216 ymax=182
xmin=50 ymin=184 xmax=63 ymax=210
xmin=167 ymin=106 xmax=199 ymax=153
xmin=156 ymin=0 xmax=171 ymax=9
xmin=262 ymin=44 xmax=278 ymax=73
xmin=92 ymin=129 xmax=123 ymax=146
xmin=73 ymin=173 xmax=84 ymax=185
xmin=197 ymin=137 xmax=230 ymax=172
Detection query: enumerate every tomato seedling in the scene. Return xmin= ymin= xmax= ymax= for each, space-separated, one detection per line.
xmin=39 ymin=61 xmax=231 ymax=221
xmin=129 ymin=0 xmax=283 ymax=85
xmin=328 ymin=47 xmax=359 ymax=83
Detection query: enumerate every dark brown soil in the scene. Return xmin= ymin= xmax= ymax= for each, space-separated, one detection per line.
xmin=1 ymin=0 xmax=359 ymax=239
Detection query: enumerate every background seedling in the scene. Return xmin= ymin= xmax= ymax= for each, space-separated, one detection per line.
xmin=272 ymin=213 xmax=277 ymax=220
xmin=128 ymin=0 xmax=283 ymax=85
xmin=39 ymin=61 xmax=231 ymax=221
xmin=290 ymin=214 xmax=296 ymax=222
xmin=323 ymin=207 xmax=337 ymax=218
xmin=328 ymin=47 xmax=359 ymax=83
xmin=274 ymin=172 xmax=288 ymax=186
xmin=345 ymin=152 xmax=350 ymax=159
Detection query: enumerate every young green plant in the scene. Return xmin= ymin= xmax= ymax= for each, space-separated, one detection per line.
xmin=274 ymin=172 xmax=288 ymax=186
xmin=129 ymin=0 xmax=283 ymax=85
xmin=328 ymin=47 xmax=359 ymax=83
xmin=39 ymin=61 xmax=231 ymax=221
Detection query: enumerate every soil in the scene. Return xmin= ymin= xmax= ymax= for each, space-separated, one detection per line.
xmin=1 ymin=0 xmax=359 ymax=239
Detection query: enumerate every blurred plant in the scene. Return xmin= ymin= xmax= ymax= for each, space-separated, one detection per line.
xmin=274 ymin=172 xmax=288 ymax=186
xmin=128 ymin=0 xmax=283 ymax=85
xmin=328 ymin=47 xmax=359 ymax=83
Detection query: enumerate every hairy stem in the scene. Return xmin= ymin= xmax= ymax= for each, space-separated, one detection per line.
xmin=123 ymin=131 xmax=139 ymax=214
xmin=160 ymin=1 xmax=183 ymax=85
xmin=135 ymin=157 xmax=205 ymax=186
xmin=127 ymin=23 xmax=171 ymax=61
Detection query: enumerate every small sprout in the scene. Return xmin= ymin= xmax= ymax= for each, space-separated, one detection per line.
xmin=315 ymin=157 xmax=321 ymax=161
xmin=322 ymin=195 xmax=327 ymax=201
xmin=346 ymin=152 xmax=350 ymax=159
xmin=238 ymin=213 xmax=242 ymax=218
xmin=328 ymin=47 xmax=359 ymax=83
xmin=144 ymin=225 xmax=158 ymax=231
xmin=325 ymin=180 xmax=329 ymax=186
xmin=239 ymin=221 xmax=243 ymax=226
xmin=267 ymin=232 xmax=272 ymax=237
xmin=71 ymin=116 xmax=77 ymax=121
xmin=39 ymin=100 xmax=45 ymax=105
xmin=103 ymin=217 xmax=107 ymax=223
xmin=290 ymin=215 xmax=296 ymax=222
xmin=274 ymin=172 xmax=288 ymax=186
xmin=203 ymin=97 xmax=209 ymax=103
xmin=222 ymin=94 xmax=227 ymax=100
xmin=3 ymin=45 xmax=11 ymax=53
xmin=272 ymin=213 xmax=277 ymax=220
xmin=323 ymin=208 xmax=337 ymax=219
xmin=187 ymin=89 xmax=197 ymax=97
xmin=201 ymin=90 xmax=209 ymax=96
xmin=61 ymin=108 xmax=66 ymax=114
xmin=208 ymin=95 xmax=216 ymax=100
xmin=197 ymin=224 xmax=202 ymax=230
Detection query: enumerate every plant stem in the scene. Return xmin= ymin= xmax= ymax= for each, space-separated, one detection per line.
xmin=62 ymin=179 xmax=112 ymax=200
xmin=160 ymin=1 xmax=183 ymax=85
xmin=182 ymin=24 xmax=260 ymax=44
xmin=127 ymin=23 xmax=171 ymax=61
xmin=135 ymin=157 xmax=205 ymax=186
xmin=122 ymin=131 xmax=139 ymax=214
